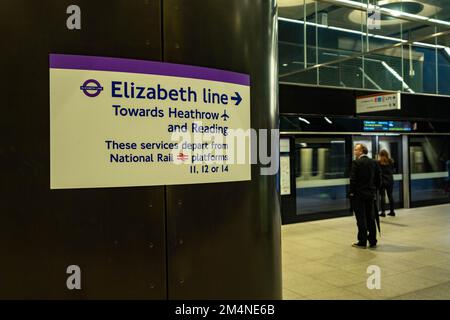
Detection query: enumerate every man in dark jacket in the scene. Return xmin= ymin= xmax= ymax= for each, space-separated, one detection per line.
xmin=349 ymin=143 xmax=381 ymax=249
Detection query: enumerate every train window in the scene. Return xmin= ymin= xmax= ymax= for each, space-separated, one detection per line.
xmin=410 ymin=135 xmax=450 ymax=206
xmin=294 ymin=137 xmax=351 ymax=216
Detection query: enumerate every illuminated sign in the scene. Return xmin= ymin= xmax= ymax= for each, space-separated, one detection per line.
xmin=363 ymin=120 xmax=412 ymax=132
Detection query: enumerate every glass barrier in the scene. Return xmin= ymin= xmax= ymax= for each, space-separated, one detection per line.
xmin=278 ymin=0 xmax=450 ymax=96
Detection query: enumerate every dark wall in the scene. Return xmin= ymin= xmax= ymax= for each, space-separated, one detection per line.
xmin=0 ymin=0 xmax=281 ymax=299
xmin=0 ymin=0 xmax=165 ymax=299
xmin=280 ymin=84 xmax=450 ymax=121
xmin=163 ymin=0 xmax=282 ymax=299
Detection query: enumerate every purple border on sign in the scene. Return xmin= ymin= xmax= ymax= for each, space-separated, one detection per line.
xmin=49 ymin=54 xmax=250 ymax=86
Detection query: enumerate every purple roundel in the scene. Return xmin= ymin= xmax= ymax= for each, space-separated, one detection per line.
xmin=80 ymin=79 xmax=103 ymax=97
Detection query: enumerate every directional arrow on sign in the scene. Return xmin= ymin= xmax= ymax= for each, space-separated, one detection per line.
xmin=230 ymin=92 xmax=242 ymax=106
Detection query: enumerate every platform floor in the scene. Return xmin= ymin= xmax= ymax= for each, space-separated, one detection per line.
xmin=282 ymin=204 xmax=450 ymax=300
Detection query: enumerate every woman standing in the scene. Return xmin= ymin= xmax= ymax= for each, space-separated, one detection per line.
xmin=378 ymin=149 xmax=395 ymax=217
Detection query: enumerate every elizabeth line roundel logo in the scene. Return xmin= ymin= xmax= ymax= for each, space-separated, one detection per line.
xmin=80 ymin=79 xmax=103 ymax=97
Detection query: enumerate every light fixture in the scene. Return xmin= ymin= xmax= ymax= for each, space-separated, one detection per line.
xmin=324 ymin=117 xmax=333 ymax=124
xmin=444 ymin=47 xmax=450 ymax=58
xmin=381 ymin=61 xmax=415 ymax=93
xmin=279 ymin=17 xmax=326 ymax=29
xmin=412 ymin=41 xmax=445 ymax=49
xmin=298 ymin=117 xmax=310 ymax=124
xmin=282 ymin=63 xmax=289 ymax=67
xmin=278 ymin=0 xmax=315 ymax=7
xmin=429 ymin=19 xmax=450 ymax=27
xmin=342 ymin=0 xmax=445 ymax=27
xmin=409 ymin=44 xmax=415 ymax=77
xmin=379 ymin=6 xmax=428 ymax=21
xmin=330 ymin=0 xmax=366 ymax=9
xmin=328 ymin=25 xmax=366 ymax=35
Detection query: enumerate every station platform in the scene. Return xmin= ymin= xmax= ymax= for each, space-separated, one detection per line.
xmin=282 ymin=204 xmax=450 ymax=300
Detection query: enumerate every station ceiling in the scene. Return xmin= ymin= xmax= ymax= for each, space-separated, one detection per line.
xmin=279 ymin=0 xmax=450 ymax=47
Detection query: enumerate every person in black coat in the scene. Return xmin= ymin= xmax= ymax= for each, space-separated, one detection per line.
xmin=378 ymin=149 xmax=395 ymax=217
xmin=349 ymin=143 xmax=381 ymax=249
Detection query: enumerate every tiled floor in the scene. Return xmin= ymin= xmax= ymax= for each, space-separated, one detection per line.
xmin=282 ymin=204 xmax=450 ymax=300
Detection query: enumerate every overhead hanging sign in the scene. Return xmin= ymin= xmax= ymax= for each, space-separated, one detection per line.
xmin=356 ymin=92 xmax=401 ymax=113
xmin=50 ymin=54 xmax=251 ymax=189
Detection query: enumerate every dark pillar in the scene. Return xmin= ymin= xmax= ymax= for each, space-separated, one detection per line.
xmin=163 ymin=0 xmax=282 ymax=299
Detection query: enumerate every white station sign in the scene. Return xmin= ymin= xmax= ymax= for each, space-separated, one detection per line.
xmin=50 ymin=54 xmax=251 ymax=189
xmin=356 ymin=92 xmax=401 ymax=113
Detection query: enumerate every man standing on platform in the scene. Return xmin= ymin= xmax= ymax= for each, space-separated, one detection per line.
xmin=349 ymin=143 xmax=381 ymax=249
